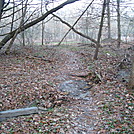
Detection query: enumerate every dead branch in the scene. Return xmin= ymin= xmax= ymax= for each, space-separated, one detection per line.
xmin=53 ymin=14 xmax=97 ymax=45
xmin=26 ymin=55 xmax=52 ymax=62
xmin=0 ymin=107 xmax=50 ymax=122
xmin=57 ymin=0 xmax=95 ymax=45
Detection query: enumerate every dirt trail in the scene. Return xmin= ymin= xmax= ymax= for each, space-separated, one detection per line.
xmin=54 ymin=48 xmax=100 ymax=133
xmin=55 ymin=49 xmax=86 ymax=80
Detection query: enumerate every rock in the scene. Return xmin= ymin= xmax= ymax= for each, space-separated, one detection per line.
xmin=128 ymin=45 xmax=134 ymax=51
xmin=58 ymin=80 xmax=92 ymax=100
xmin=116 ymin=70 xmax=130 ymax=82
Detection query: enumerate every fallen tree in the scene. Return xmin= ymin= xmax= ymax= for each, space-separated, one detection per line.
xmin=0 ymin=107 xmax=50 ymax=121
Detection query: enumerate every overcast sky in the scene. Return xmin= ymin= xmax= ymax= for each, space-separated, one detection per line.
xmin=5 ymin=0 xmax=134 ymax=17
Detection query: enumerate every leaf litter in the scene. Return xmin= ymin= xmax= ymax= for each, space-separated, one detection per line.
xmin=0 ymin=44 xmax=133 ymax=133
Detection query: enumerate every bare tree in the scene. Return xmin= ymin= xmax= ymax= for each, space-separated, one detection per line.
xmin=57 ymin=0 xmax=95 ymax=45
xmin=53 ymin=14 xmax=97 ymax=44
xmin=21 ymin=0 xmax=26 ymax=46
xmin=5 ymin=0 xmax=28 ymax=54
xmin=0 ymin=0 xmax=79 ymax=50
xmin=93 ymin=0 xmax=107 ymax=60
xmin=107 ymin=0 xmax=111 ymax=39
xmin=10 ymin=0 xmax=15 ymax=32
xmin=41 ymin=0 xmax=45 ymax=45
xmin=117 ymin=0 xmax=121 ymax=48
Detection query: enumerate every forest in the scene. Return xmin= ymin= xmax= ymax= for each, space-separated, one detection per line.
xmin=0 ymin=0 xmax=134 ymax=133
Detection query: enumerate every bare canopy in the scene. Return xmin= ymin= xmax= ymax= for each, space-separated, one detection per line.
xmin=0 ymin=0 xmax=79 ymax=49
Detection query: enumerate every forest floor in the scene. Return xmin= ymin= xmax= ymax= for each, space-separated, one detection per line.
xmin=0 ymin=43 xmax=133 ymax=133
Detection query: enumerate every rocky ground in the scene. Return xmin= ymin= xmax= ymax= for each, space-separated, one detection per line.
xmin=0 ymin=44 xmax=133 ymax=133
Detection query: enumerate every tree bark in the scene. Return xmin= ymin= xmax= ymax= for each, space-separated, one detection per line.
xmin=107 ymin=0 xmax=111 ymax=39
xmin=21 ymin=0 xmax=26 ymax=46
xmin=0 ymin=0 xmax=4 ymax=20
xmin=93 ymin=0 xmax=106 ymax=60
xmin=0 ymin=0 xmax=79 ymax=49
xmin=128 ymin=55 xmax=134 ymax=90
xmin=10 ymin=0 xmax=15 ymax=32
xmin=5 ymin=0 xmax=28 ymax=54
xmin=117 ymin=0 xmax=121 ymax=48
xmin=41 ymin=0 xmax=44 ymax=45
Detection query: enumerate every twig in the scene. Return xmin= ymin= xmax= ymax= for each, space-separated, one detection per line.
xmin=26 ymin=55 xmax=52 ymax=62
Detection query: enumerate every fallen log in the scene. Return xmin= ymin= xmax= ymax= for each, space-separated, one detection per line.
xmin=0 ymin=107 xmax=47 ymax=121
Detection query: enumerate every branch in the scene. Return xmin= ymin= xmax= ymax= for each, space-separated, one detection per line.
xmin=0 ymin=8 xmax=37 ymax=36
xmin=0 ymin=16 xmax=22 ymax=29
xmin=0 ymin=0 xmax=79 ymax=49
xmin=1 ymin=6 xmax=25 ymax=19
xmin=53 ymin=14 xmax=98 ymax=44
xmin=57 ymin=0 xmax=95 ymax=45
xmin=5 ymin=0 xmax=28 ymax=53
xmin=3 ymin=0 xmax=25 ymax=12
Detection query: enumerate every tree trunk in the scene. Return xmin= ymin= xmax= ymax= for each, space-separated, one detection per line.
xmin=0 ymin=0 xmax=4 ymax=20
xmin=93 ymin=0 xmax=106 ymax=60
xmin=41 ymin=0 xmax=44 ymax=45
xmin=10 ymin=0 xmax=15 ymax=32
xmin=22 ymin=0 xmax=25 ymax=46
xmin=117 ymin=0 xmax=121 ymax=48
xmin=5 ymin=0 xmax=28 ymax=53
xmin=107 ymin=0 xmax=111 ymax=39
xmin=128 ymin=55 xmax=134 ymax=90
xmin=5 ymin=30 xmax=19 ymax=54
xmin=41 ymin=21 xmax=45 ymax=45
